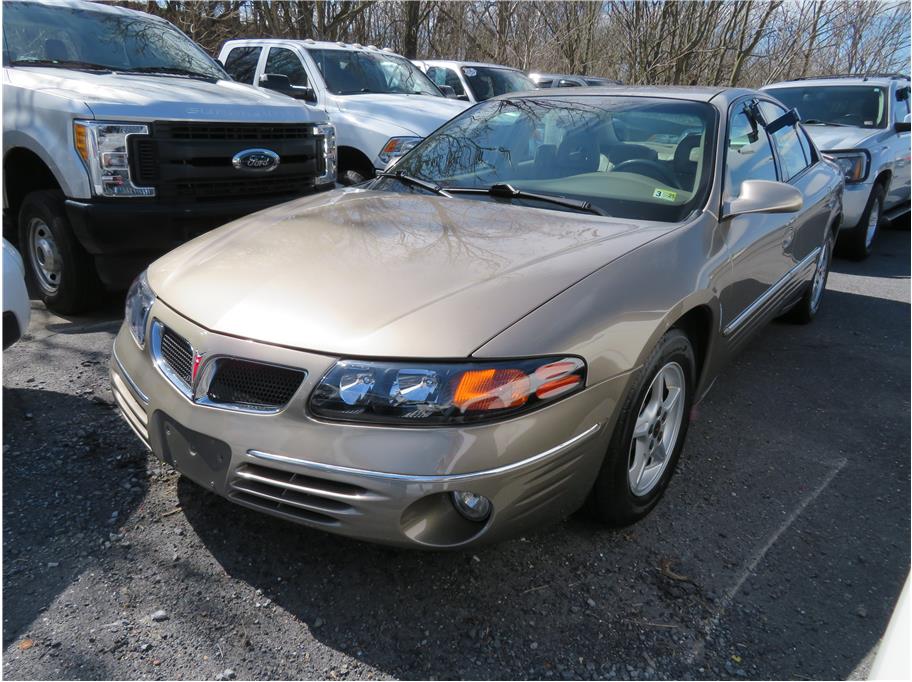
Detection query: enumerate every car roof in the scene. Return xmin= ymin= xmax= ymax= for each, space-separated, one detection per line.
xmin=764 ymin=75 xmax=910 ymax=89
xmin=488 ymin=85 xmax=756 ymax=105
xmin=224 ymin=38 xmax=400 ymax=55
xmin=23 ymin=0 xmax=166 ymax=22
xmin=422 ymin=60 xmax=527 ymax=73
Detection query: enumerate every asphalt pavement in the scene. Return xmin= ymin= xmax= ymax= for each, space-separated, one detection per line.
xmin=2 ymin=228 xmax=909 ymax=681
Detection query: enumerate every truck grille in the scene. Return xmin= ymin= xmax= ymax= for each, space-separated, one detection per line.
xmin=159 ymin=328 xmax=194 ymax=387
xmin=207 ymin=359 xmax=305 ymax=409
xmin=129 ymin=121 xmax=324 ymax=202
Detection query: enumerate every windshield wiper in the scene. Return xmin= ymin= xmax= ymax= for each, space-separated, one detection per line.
xmin=444 ymin=183 xmax=608 ymax=216
xmin=122 ymin=66 xmax=217 ymax=81
xmin=377 ymin=171 xmax=452 ymax=197
xmin=802 ymin=119 xmax=849 ymax=127
xmin=9 ymin=58 xmax=112 ymax=72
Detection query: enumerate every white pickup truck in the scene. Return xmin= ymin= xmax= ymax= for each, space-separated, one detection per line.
xmin=3 ymin=0 xmax=335 ymax=313
xmin=219 ymin=40 xmax=469 ymax=185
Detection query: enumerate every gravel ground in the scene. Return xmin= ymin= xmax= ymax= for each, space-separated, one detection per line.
xmin=2 ymin=229 xmax=909 ymax=681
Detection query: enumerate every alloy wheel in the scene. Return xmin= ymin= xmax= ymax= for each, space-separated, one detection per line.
xmin=628 ymin=361 xmax=686 ymax=497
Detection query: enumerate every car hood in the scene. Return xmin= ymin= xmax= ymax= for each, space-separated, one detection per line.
xmin=148 ymin=189 xmax=671 ymax=358
xmin=7 ymin=68 xmax=322 ymax=123
xmin=801 ymin=124 xmax=881 ymax=151
xmin=334 ymin=94 xmax=469 ymax=136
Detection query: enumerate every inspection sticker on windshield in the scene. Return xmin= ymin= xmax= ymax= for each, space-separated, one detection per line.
xmin=653 ymin=188 xmax=677 ymax=202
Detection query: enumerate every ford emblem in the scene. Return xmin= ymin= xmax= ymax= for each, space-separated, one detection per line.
xmin=232 ymin=148 xmax=280 ymax=173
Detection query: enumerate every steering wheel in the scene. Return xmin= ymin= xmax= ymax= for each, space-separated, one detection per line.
xmin=611 ymin=159 xmax=679 ymax=189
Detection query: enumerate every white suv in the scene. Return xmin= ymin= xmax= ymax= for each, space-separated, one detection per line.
xmin=220 ymin=40 xmax=469 ymax=185
xmin=764 ymin=75 xmax=911 ymax=259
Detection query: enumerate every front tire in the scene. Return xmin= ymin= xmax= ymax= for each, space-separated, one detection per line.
xmin=588 ymin=329 xmax=695 ymax=526
xmin=17 ymin=190 xmax=101 ymax=314
xmin=841 ymin=184 xmax=884 ymax=261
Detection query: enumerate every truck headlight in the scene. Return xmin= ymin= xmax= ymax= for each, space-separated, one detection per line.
xmin=825 ymin=150 xmax=870 ymax=184
xmin=309 ymin=356 xmax=586 ymax=425
xmin=74 ymin=120 xmax=155 ymax=197
xmin=125 ymin=271 xmax=155 ymax=348
xmin=377 ymin=136 xmax=422 ymax=165
xmin=314 ymin=123 xmax=337 ymax=185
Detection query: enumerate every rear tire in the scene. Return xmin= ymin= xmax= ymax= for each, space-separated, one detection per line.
xmin=588 ymin=329 xmax=695 ymax=526
xmin=784 ymin=229 xmax=834 ymax=324
xmin=841 ymin=184 xmax=884 ymax=261
xmin=18 ymin=190 xmax=101 ymax=314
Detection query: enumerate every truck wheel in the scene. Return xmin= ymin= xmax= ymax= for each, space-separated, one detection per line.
xmin=587 ymin=329 xmax=695 ymax=526
xmin=17 ymin=190 xmax=101 ymax=314
xmin=841 ymin=184 xmax=884 ymax=261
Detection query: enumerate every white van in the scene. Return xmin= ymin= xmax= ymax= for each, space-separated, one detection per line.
xmin=219 ymin=40 xmax=470 ymax=185
xmin=3 ymin=1 xmax=335 ymax=313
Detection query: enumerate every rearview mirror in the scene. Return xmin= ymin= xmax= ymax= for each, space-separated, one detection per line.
xmin=259 ymin=73 xmax=317 ymax=103
xmin=723 ymin=180 xmax=803 ymax=220
xmin=895 ymin=113 xmax=911 ymax=133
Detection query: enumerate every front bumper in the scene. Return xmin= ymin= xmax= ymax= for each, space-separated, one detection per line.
xmin=110 ymin=300 xmax=628 ymax=548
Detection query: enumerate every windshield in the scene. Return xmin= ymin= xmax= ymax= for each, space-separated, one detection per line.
xmin=462 ymin=66 xmax=536 ymax=101
xmin=385 ymin=95 xmax=716 ymax=222
xmin=2 ymin=1 xmax=226 ymax=79
xmin=307 ymin=48 xmax=441 ymax=96
xmin=769 ymin=86 xmax=888 ymax=129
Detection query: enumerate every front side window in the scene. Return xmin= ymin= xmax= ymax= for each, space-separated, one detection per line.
xmin=3 ymin=1 xmax=226 ymax=80
xmin=725 ymin=107 xmax=778 ymax=198
xmin=769 ymin=85 xmax=888 ymax=129
xmin=264 ymin=47 xmax=308 ymax=86
xmin=385 ymin=95 xmax=716 ymax=222
xmin=223 ymin=47 xmax=261 ymax=84
xmin=557 ymin=79 xmax=582 ymax=88
xmin=307 ymin=48 xmax=440 ymax=96
xmin=759 ymin=101 xmax=811 ymax=180
xmin=461 ymin=66 xmax=536 ymax=101
xmin=427 ymin=66 xmax=465 ymax=97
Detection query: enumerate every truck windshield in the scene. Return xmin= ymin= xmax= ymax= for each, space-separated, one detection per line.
xmin=307 ymin=48 xmax=441 ymax=96
xmin=2 ymin=1 xmax=226 ymax=80
xmin=384 ymin=95 xmax=716 ymax=223
xmin=462 ymin=66 xmax=536 ymax=101
xmin=769 ymin=86 xmax=888 ymax=129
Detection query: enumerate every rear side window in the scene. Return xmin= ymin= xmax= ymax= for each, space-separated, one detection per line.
xmin=725 ymin=108 xmax=777 ymax=197
xmin=265 ymin=47 xmax=308 ymax=86
xmin=223 ymin=46 xmax=261 ymax=84
xmin=427 ymin=66 xmax=465 ymax=97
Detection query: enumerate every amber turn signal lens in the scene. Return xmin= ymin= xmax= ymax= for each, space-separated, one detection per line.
xmin=452 ymin=368 xmax=531 ymax=412
xmin=73 ymin=123 xmax=90 ymax=162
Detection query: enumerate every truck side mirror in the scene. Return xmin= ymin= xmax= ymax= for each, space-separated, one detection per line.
xmin=895 ymin=113 xmax=911 ymax=134
xmin=437 ymin=84 xmax=460 ymax=99
xmin=259 ymin=73 xmax=317 ymax=103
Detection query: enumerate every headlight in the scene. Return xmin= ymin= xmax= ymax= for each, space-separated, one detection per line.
xmin=314 ymin=123 xmax=337 ymax=185
xmin=309 ymin=356 xmax=586 ymax=425
xmin=74 ymin=120 xmax=155 ymax=197
xmin=377 ymin=136 xmax=422 ymax=165
xmin=125 ymin=271 xmax=155 ymax=347
xmin=825 ymin=150 xmax=869 ymax=184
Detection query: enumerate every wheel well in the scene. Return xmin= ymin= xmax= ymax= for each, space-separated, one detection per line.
xmin=874 ymin=169 xmax=892 ymax=192
xmin=4 ymin=148 xmax=61 ymax=226
xmin=672 ymin=305 xmax=713 ymax=388
xmin=337 ymin=146 xmax=376 ymax=179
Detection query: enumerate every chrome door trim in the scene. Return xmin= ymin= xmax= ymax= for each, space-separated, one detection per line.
xmin=723 ymin=246 xmax=821 ymax=337
xmin=247 ymin=422 xmax=602 ymax=483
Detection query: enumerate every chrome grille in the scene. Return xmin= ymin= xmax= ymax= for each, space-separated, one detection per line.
xmin=206 ymin=359 xmax=305 ymax=409
xmin=159 ymin=328 xmax=193 ymax=386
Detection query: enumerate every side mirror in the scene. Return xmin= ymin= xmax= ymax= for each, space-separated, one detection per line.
xmin=259 ymin=73 xmax=317 ymax=103
xmin=895 ymin=113 xmax=911 ymax=133
xmin=723 ymin=180 xmax=803 ymax=220
xmin=437 ymin=84 xmax=459 ymax=98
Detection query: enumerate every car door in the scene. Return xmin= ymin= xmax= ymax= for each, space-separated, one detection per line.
xmin=718 ymin=98 xmax=797 ymax=336
xmin=758 ymin=99 xmax=833 ymax=267
xmin=886 ymin=83 xmax=911 ymax=209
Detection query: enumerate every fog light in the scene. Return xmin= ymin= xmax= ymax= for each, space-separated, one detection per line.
xmin=451 ymin=491 xmax=492 ymax=522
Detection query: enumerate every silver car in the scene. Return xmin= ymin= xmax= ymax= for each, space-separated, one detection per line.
xmin=111 ymin=87 xmax=843 ymax=548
